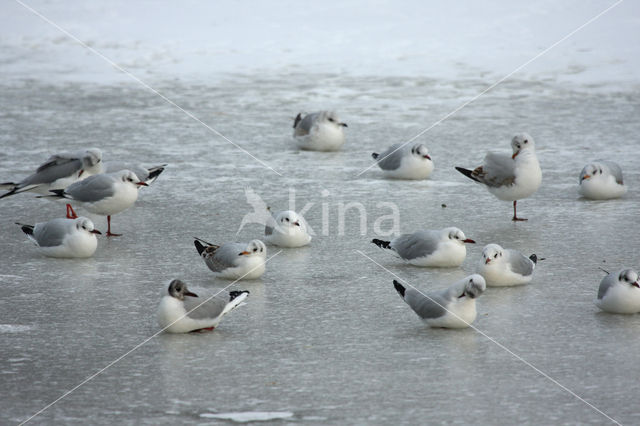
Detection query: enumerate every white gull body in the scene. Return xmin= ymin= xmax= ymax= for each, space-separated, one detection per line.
xmin=578 ymin=161 xmax=627 ymax=200
xmin=373 ymin=227 xmax=475 ymax=267
xmin=393 ymin=275 xmax=486 ymax=328
xmin=372 ymin=143 xmax=434 ymax=180
xmin=194 ymin=238 xmax=267 ymax=280
xmin=157 ymin=279 xmax=249 ymax=333
xmin=264 ymin=210 xmax=312 ymax=248
xmin=595 ymin=269 xmax=640 ymax=314
xmin=478 ymin=243 xmax=537 ymax=287
xmin=17 ymin=216 xmax=101 ymax=258
xmin=292 ymin=111 xmax=347 ymax=151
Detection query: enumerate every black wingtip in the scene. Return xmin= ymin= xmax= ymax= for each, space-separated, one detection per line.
xmin=146 ymin=167 xmax=165 ymax=181
xmin=16 ymin=223 xmax=34 ymax=235
xmin=0 ymin=188 xmax=17 ymax=199
xmin=371 ymin=153 xmax=379 ymax=160
xmin=455 ymin=166 xmax=478 ymax=182
xmin=393 ymin=280 xmax=405 ymax=298
xmin=529 ymin=254 xmax=538 ymax=264
xmin=194 ymin=240 xmax=206 ymax=255
xmin=293 ymin=113 xmax=302 ymax=129
xmin=372 ymin=238 xmax=391 ymax=250
xmin=47 ymin=189 xmax=66 ymax=199
xmin=229 ymin=290 xmax=249 ymax=301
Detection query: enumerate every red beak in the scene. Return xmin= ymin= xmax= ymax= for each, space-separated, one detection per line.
xmin=512 ymin=152 xmax=519 ymax=159
xmin=294 ymin=221 xmax=300 ymax=226
xmin=485 ymin=258 xmax=491 ymax=264
xmin=463 ymin=239 xmax=475 ymax=244
xmin=91 ymin=229 xmax=102 ymax=235
xmin=423 ymin=155 xmax=431 ymax=160
xmin=136 ymin=182 xmax=148 ymax=187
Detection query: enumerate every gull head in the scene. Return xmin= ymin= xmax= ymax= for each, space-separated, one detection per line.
xmin=482 ymin=243 xmax=504 ymax=265
xmin=511 ymin=133 xmax=535 ymax=158
xmin=168 ymin=279 xmax=198 ymax=300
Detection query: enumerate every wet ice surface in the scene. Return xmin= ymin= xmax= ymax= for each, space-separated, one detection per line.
xmin=0 ymin=75 xmax=639 ymax=425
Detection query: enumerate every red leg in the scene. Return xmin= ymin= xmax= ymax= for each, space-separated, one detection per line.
xmin=66 ymin=204 xmax=78 ymax=219
xmin=512 ymin=200 xmax=528 ymax=221
xmin=105 ymin=216 xmax=122 ymax=237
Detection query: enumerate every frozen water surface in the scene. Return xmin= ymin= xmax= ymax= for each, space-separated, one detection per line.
xmin=1 ymin=1 xmax=640 ymax=425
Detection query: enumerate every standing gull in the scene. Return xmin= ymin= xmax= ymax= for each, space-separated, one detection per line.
xmin=16 ymin=217 xmax=101 ymax=258
xmin=455 ymin=133 xmax=541 ymax=221
xmin=264 ymin=210 xmax=312 ymax=248
xmin=371 ymin=143 xmax=434 ymax=180
xmin=39 ymin=170 xmax=147 ymax=237
xmin=393 ymin=275 xmax=486 ymax=328
xmin=194 ymin=238 xmax=267 ymax=280
xmin=578 ymin=161 xmax=627 ymax=200
xmin=157 ymin=279 xmax=250 ymax=333
xmin=595 ymin=269 xmax=640 ymax=314
xmin=1 ymin=148 xmax=103 ymax=199
xmin=372 ymin=227 xmax=475 ymax=267
xmin=478 ymin=243 xmax=538 ymax=287
xmin=292 ymin=111 xmax=347 ymax=151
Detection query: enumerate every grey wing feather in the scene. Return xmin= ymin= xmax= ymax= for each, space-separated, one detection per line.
xmin=477 ymin=152 xmax=516 ymax=187
xmin=33 ymin=219 xmax=72 ymax=247
xmin=65 ymin=174 xmax=115 ymax=202
xmin=294 ymin=113 xmax=319 ymax=136
xmin=264 ymin=211 xmax=278 ymax=235
xmin=600 ymin=161 xmax=624 ymax=184
xmin=404 ymin=288 xmax=447 ymax=319
xmin=182 ymin=295 xmax=228 ymax=320
xmin=203 ymin=243 xmax=244 ymax=272
xmin=506 ymin=250 xmax=534 ymax=276
xmin=375 ymin=144 xmax=405 ymax=170
xmin=597 ymin=274 xmax=615 ymax=300
xmin=392 ymin=231 xmax=439 ymax=260
xmin=20 ymin=157 xmax=82 ymax=187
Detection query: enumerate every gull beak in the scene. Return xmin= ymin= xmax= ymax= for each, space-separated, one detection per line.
xmin=78 ymin=170 xmax=85 ymax=177
xmin=240 ymin=251 xmax=250 ymax=255
xmin=136 ymin=182 xmax=148 ymax=187
xmin=423 ymin=155 xmax=431 ymax=160
xmin=340 ymin=122 xmax=348 ymax=127
xmin=463 ymin=239 xmax=476 ymax=244
xmin=581 ymin=174 xmax=591 ymax=181
xmin=633 ymin=281 xmax=640 ymax=289
xmin=485 ymin=258 xmax=491 ymax=264
xmin=293 ymin=221 xmax=300 ymax=227
xmin=185 ymin=290 xmax=198 ymax=298
xmin=512 ymin=151 xmax=519 ymax=159
xmin=90 ymin=229 xmax=102 ymax=235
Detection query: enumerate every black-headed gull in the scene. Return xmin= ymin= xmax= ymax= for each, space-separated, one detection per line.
xmin=578 ymin=161 xmax=626 ymax=200
xmin=372 ymin=227 xmax=475 ymax=267
xmin=157 ymin=279 xmax=249 ymax=333
xmin=264 ymin=210 xmax=312 ymax=248
xmin=455 ymin=133 xmax=541 ymax=221
xmin=293 ymin=111 xmax=347 ymax=151
xmin=0 ymin=148 xmax=103 ymax=199
xmin=194 ymin=238 xmax=266 ymax=280
xmin=478 ymin=243 xmax=538 ymax=287
xmin=595 ymin=269 xmax=640 ymax=314
xmin=106 ymin=162 xmax=167 ymax=186
xmin=393 ymin=275 xmax=486 ymax=328
xmin=16 ymin=217 xmax=101 ymax=258
xmin=39 ymin=170 xmax=147 ymax=237
xmin=371 ymin=143 xmax=433 ymax=180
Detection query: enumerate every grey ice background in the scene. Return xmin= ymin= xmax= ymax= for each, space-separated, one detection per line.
xmin=1 ymin=1 xmax=640 ymax=424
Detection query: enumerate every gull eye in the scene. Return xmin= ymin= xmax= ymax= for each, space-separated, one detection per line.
xmin=285 ymin=218 xmax=290 ymax=222
xmin=524 ymin=140 xmax=528 ymax=144
xmin=494 ymin=253 xmax=498 ymax=258
xmin=253 ymin=248 xmax=258 ymax=252
xmin=328 ymin=117 xmax=335 ymax=122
